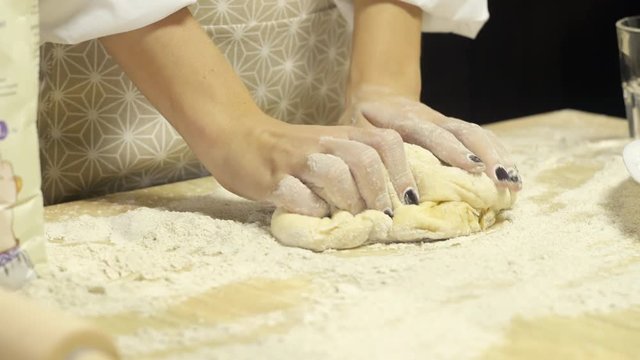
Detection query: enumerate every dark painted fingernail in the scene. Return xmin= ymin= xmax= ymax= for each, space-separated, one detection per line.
xmin=495 ymin=166 xmax=510 ymax=181
xmin=403 ymin=188 xmax=419 ymax=205
xmin=468 ymin=154 xmax=482 ymax=163
xmin=383 ymin=208 xmax=394 ymax=218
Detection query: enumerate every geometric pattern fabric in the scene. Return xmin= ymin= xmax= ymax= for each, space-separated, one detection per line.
xmin=38 ymin=0 xmax=350 ymax=204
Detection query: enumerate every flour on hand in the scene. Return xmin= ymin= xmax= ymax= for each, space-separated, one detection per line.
xmin=271 ymin=144 xmax=516 ymax=251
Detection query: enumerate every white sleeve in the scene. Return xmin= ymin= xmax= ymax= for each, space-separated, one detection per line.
xmin=333 ymin=0 xmax=489 ymax=39
xmin=39 ymin=0 xmax=196 ymax=44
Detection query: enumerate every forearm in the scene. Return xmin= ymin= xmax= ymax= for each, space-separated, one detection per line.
xmin=349 ymin=0 xmax=423 ymax=99
xmin=99 ymin=8 xmax=268 ymax=147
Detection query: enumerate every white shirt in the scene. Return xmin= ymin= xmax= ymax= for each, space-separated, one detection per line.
xmin=334 ymin=0 xmax=488 ymax=38
xmin=39 ymin=0 xmax=196 ymax=44
xmin=40 ymin=0 xmax=488 ymax=44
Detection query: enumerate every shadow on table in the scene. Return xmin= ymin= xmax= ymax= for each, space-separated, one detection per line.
xmin=169 ymin=196 xmax=274 ymax=226
xmin=101 ymin=191 xmax=275 ymax=227
xmin=603 ymin=179 xmax=640 ymax=242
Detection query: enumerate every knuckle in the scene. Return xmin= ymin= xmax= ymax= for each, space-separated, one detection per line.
xmin=306 ymin=154 xmax=352 ymax=184
xmin=379 ymin=128 xmax=403 ymax=144
xmin=458 ymin=126 xmax=483 ymax=143
xmin=326 ymin=162 xmax=351 ymax=183
xmin=467 ymin=123 xmax=483 ymax=132
xmin=348 ymin=147 xmax=384 ymax=180
xmin=358 ymin=146 xmax=382 ymax=168
xmin=444 ymin=117 xmax=482 ymax=134
xmin=433 ymin=127 xmax=457 ymax=143
xmin=370 ymin=128 xmax=403 ymax=153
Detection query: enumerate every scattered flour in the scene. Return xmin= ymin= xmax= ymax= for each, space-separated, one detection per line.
xmin=21 ymin=115 xmax=640 ymax=359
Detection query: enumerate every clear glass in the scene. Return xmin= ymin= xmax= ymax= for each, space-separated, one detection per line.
xmin=617 ymin=15 xmax=640 ymax=138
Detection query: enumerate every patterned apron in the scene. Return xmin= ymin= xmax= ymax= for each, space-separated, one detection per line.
xmin=38 ymin=0 xmax=350 ymax=204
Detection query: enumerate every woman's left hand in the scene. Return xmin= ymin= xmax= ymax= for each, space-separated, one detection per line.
xmin=339 ymin=86 xmax=522 ymax=191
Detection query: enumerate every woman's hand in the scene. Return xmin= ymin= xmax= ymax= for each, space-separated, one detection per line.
xmin=189 ymin=109 xmax=419 ymax=217
xmin=101 ymin=8 xmax=421 ymax=217
xmin=340 ymin=86 xmax=522 ymax=191
xmin=346 ymin=1 xmax=521 ymax=191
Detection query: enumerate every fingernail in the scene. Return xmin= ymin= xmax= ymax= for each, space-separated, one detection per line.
xmin=383 ymin=208 xmax=394 ymax=218
xmin=508 ymin=168 xmax=521 ymax=183
xmin=495 ymin=166 xmax=510 ymax=181
xmin=468 ymin=154 xmax=483 ymax=163
xmin=403 ymin=188 xmax=419 ymax=205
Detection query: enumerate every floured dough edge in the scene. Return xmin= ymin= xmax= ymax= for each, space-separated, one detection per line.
xmin=271 ymin=144 xmax=516 ymax=251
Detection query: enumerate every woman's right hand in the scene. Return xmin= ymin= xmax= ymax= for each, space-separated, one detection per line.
xmin=188 ymin=110 xmax=420 ymax=217
xmin=99 ymin=8 xmax=416 ymax=217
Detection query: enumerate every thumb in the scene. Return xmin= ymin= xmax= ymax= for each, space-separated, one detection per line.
xmin=268 ymin=175 xmax=330 ymax=217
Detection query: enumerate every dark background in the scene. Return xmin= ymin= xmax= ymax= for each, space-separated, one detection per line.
xmin=419 ymin=0 xmax=640 ymax=124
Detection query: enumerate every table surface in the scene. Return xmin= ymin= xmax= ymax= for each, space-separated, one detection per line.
xmin=38 ymin=110 xmax=640 ymax=359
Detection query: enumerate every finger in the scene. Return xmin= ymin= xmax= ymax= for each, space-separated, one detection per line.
xmin=359 ymin=102 xmax=485 ymax=173
xmin=319 ymin=137 xmax=394 ymax=216
xmin=299 ymin=153 xmax=366 ymax=214
xmin=442 ymin=117 xmax=522 ymax=191
xmin=484 ymin=129 xmax=522 ymax=191
xmin=268 ymin=175 xmax=330 ymax=217
xmin=348 ymin=126 xmax=420 ymax=205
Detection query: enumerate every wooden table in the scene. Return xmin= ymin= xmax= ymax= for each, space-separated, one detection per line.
xmin=36 ymin=110 xmax=640 ymax=359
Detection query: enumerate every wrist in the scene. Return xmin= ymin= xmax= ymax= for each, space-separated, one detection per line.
xmin=177 ymin=98 xmax=270 ymax=154
xmin=347 ymin=76 xmax=421 ymax=104
xmin=348 ymin=0 xmax=423 ymax=102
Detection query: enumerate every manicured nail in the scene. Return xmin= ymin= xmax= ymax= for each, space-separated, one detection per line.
xmin=383 ymin=208 xmax=394 ymax=218
xmin=468 ymin=154 xmax=483 ymax=163
xmin=508 ymin=168 xmax=521 ymax=183
xmin=403 ymin=188 xmax=419 ymax=205
xmin=495 ymin=166 xmax=510 ymax=181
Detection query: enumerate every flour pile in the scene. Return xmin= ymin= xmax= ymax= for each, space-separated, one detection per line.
xmin=21 ymin=113 xmax=640 ymax=359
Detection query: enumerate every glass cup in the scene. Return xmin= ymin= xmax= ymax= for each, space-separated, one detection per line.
xmin=617 ymin=15 xmax=640 ymax=138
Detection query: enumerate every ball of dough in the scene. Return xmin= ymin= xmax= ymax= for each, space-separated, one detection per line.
xmin=271 ymin=144 xmax=516 ymax=251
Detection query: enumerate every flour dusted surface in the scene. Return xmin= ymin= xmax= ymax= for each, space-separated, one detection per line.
xmin=21 ymin=112 xmax=640 ymax=359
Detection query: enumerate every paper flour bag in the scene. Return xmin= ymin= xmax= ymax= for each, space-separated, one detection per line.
xmin=0 ymin=0 xmax=45 ymax=289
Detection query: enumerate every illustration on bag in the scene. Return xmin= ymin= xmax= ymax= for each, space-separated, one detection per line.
xmin=0 ymin=123 xmax=34 ymax=288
